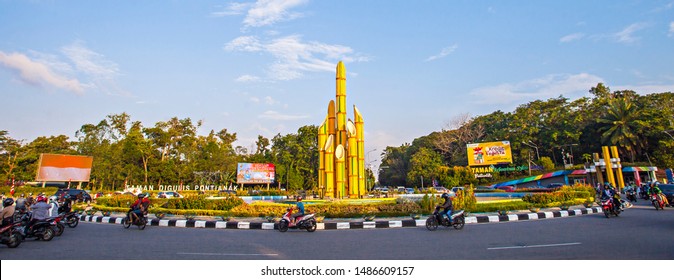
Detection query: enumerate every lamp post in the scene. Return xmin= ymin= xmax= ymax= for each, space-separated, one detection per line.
xmin=522 ymin=141 xmax=540 ymax=161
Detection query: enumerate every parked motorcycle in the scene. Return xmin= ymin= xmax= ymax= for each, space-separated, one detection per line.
xmin=122 ymin=212 xmax=147 ymax=230
xmin=425 ymin=207 xmax=465 ymax=231
xmin=278 ymin=207 xmax=317 ymax=232
xmin=626 ymin=189 xmax=637 ymax=202
xmin=601 ymin=199 xmax=620 ymax=218
xmin=651 ymin=194 xmax=666 ymax=210
xmin=0 ymin=221 xmax=22 ymax=248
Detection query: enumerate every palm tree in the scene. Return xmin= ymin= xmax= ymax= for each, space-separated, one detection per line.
xmin=596 ymin=97 xmax=644 ymax=162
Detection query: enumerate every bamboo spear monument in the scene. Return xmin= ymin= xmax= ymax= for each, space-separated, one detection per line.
xmin=318 ymin=61 xmax=366 ymax=199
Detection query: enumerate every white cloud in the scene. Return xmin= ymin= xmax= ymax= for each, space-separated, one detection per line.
xmin=250 ymin=96 xmax=261 ymax=103
xmin=614 ymin=23 xmax=648 ymax=43
xmin=614 ymin=84 xmax=674 ymax=95
xmin=243 ymin=0 xmax=308 ymax=28
xmin=211 ymin=2 xmax=251 ymax=17
xmin=560 ymin=33 xmax=585 ymax=43
xmin=61 ymin=40 xmax=127 ymax=96
xmin=264 ymin=96 xmax=277 ymax=105
xmin=425 ymin=44 xmax=458 ymax=61
xmin=225 ymin=34 xmax=368 ymax=80
xmin=0 ymin=51 xmax=84 ymax=94
xmin=258 ymin=110 xmax=308 ymax=120
xmin=469 ymin=73 xmax=604 ymax=106
xmin=669 ymin=22 xmax=674 ymax=37
xmin=236 ymin=74 xmax=261 ymax=82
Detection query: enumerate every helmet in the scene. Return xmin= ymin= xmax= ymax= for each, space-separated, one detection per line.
xmin=296 ymin=196 xmax=302 ymax=202
xmin=138 ymin=193 xmax=145 ymax=199
xmin=3 ymin=198 xmax=13 ymax=207
xmin=49 ymin=196 xmax=58 ymax=202
xmin=64 ymin=194 xmax=71 ymax=200
xmin=37 ymin=195 xmax=47 ymax=203
xmin=441 ymin=193 xmax=450 ymax=199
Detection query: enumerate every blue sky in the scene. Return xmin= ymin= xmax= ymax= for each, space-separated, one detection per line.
xmin=1 ymin=0 xmax=673 ymax=172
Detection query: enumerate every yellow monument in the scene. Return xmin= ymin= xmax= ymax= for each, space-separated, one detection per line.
xmin=319 ymin=62 xmax=367 ymax=199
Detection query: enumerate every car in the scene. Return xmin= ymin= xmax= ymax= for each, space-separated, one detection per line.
xmin=496 ymin=186 xmax=516 ymax=192
xmin=451 ymin=187 xmax=465 ymax=193
xmin=433 ymin=186 xmax=449 ymax=193
xmin=372 ymin=187 xmax=389 ymax=193
xmin=54 ymin=189 xmax=92 ymax=203
xmin=395 ymin=186 xmax=406 ymax=193
xmin=157 ymin=191 xmax=183 ymax=198
xmin=404 ymin=187 xmax=415 ymax=194
xmin=659 ymin=184 xmax=674 ymax=206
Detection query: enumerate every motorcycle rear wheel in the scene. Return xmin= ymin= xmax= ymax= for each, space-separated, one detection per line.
xmin=604 ymin=210 xmax=610 ymax=218
xmin=306 ymin=220 xmax=317 ymax=232
xmin=452 ymin=216 xmax=465 ymax=230
xmin=66 ymin=217 xmax=79 ymax=228
xmin=138 ymin=218 xmax=146 ymax=230
xmin=41 ymin=227 xmax=55 ymax=241
xmin=425 ymin=217 xmax=438 ymax=231
xmin=278 ymin=220 xmax=289 ymax=232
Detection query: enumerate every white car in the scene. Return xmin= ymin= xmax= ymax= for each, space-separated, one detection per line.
xmin=157 ymin=191 xmax=183 ymax=198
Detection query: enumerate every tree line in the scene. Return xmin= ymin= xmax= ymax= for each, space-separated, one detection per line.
xmin=378 ymin=83 xmax=674 ymax=188
xmin=0 ymin=113 xmax=322 ymax=192
xmin=2 ymin=83 xmax=672 ymax=191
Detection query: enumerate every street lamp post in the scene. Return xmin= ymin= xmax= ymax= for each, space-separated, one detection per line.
xmin=522 ymin=141 xmax=540 ymax=161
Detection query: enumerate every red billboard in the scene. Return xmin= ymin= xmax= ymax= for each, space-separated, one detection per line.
xmin=36 ymin=153 xmax=94 ymax=182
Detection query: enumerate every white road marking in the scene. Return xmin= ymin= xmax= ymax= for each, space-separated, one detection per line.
xmin=177 ymin=252 xmax=279 ymax=256
xmin=487 ymin=242 xmax=582 ymax=250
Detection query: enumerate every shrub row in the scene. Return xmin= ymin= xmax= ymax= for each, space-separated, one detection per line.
xmin=95 ymin=195 xmax=244 ymax=211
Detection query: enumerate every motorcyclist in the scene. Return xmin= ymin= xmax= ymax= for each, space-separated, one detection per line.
xmin=649 ymin=182 xmax=670 ymax=206
xmin=58 ymin=194 xmax=73 ymax=214
xmin=601 ymin=182 xmax=621 ymax=212
xmin=291 ymin=196 xmax=305 ymax=225
xmin=1 ymin=198 xmax=15 ymax=226
xmin=128 ymin=193 xmax=149 ymax=224
xmin=436 ymin=192 xmax=454 ymax=223
xmin=15 ymin=194 xmax=27 ymax=213
xmin=25 ymin=195 xmax=50 ymax=235
xmin=48 ymin=196 xmax=60 ymax=218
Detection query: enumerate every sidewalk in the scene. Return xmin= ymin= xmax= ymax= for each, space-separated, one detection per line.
xmin=81 ymin=205 xmax=608 ymax=230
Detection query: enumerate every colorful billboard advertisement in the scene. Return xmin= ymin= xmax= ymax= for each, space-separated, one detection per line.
xmin=466 ymin=141 xmax=513 ymax=166
xmin=36 ymin=153 xmax=94 ymax=182
xmin=236 ymin=163 xmax=275 ymax=184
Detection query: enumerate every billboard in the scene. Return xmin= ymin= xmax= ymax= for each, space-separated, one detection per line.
xmin=236 ymin=163 xmax=275 ymax=184
xmin=36 ymin=153 xmax=94 ymax=182
xmin=466 ymin=141 xmax=513 ymax=166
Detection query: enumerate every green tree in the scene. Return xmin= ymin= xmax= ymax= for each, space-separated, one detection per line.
xmin=406 ymin=147 xmax=443 ymax=188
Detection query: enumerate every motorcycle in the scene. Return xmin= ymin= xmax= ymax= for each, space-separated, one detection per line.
xmin=601 ymin=199 xmax=620 ymax=218
xmin=425 ymin=207 xmax=465 ymax=231
xmin=0 ymin=221 xmax=22 ymax=248
xmin=651 ymin=194 xmax=666 ymax=210
xmin=61 ymin=211 xmax=80 ymax=228
xmin=15 ymin=213 xmax=56 ymax=241
xmin=122 ymin=211 xmax=147 ymax=230
xmin=46 ymin=215 xmax=65 ymax=237
xmin=626 ymin=189 xmax=637 ymax=202
xmin=278 ymin=207 xmax=317 ymax=232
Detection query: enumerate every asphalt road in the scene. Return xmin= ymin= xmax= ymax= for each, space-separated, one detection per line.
xmin=2 ymin=198 xmax=673 ymax=260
